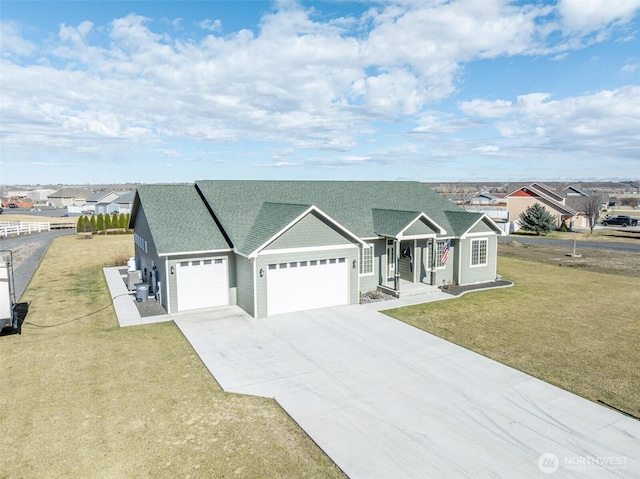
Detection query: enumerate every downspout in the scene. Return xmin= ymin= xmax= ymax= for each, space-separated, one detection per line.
xmin=164 ymin=256 xmax=172 ymax=313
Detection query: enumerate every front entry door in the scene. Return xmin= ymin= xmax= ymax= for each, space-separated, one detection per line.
xmin=386 ymin=239 xmax=395 ymax=281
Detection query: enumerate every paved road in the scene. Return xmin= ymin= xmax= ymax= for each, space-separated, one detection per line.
xmin=499 ymin=235 xmax=640 ymax=252
xmin=174 ymin=304 xmax=640 ymax=479
xmin=0 ymin=229 xmax=74 ymax=301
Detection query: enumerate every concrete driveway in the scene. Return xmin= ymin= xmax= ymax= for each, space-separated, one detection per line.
xmin=174 ymin=303 xmax=639 ymax=478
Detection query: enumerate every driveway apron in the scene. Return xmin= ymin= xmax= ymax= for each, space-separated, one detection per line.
xmin=174 ymin=304 xmax=639 ymax=478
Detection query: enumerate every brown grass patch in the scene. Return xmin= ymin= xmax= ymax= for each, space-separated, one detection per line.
xmin=0 ymin=235 xmax=345 ymax=478
xmin=385 ymin=255 xmax=640 ymax=417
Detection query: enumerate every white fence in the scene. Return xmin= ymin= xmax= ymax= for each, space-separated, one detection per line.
xmin=0 ymin=221 xmax=75 ymax=237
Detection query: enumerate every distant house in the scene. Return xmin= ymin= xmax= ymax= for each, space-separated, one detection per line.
xmin=86 ymin=191 xmax=120 ymax=213
xmin=507 ymin=183 xmax=598 ymax=229
xmin=48 ymin=188 xmax=92 ymax=208
xmin=467 ymin=192 xmax=505 ymax=206
xmin=112 ymin=191 xmax=135 ymax=214
xmin=130 ymin=181 xmax=505 ymax=318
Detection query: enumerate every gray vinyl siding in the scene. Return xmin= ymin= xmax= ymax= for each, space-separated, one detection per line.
xmin=458 ymin=235 xmax=498 ymax=285
xmin=468 ymin=219 xmax=494 ymax=234
xmin=404 ymin=219 xmax=437 ymax=236
xmin=254 ymin=246 xmax=358 ymax=318
xmin=399 ymin=240 xmax=415 ymax=282
xmin=166 ymin=251 xmax=236 ymax=313
xmin=433 ymin=240 xmax=454 ymax=286
xmin=235 ymin=254 xmax=255 ymax=316
xmin=416 ymin=239 xmax=429 ymax=284
xmin=359 ymin=239 xmax=383 ymax=293
xmin=265 ymin=212 xmax=353 ymax=250
xmin=131 ymin=203 xmax=166 ymax=309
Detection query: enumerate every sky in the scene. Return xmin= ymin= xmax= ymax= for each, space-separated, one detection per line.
xmin=1 ymin=0 xmax=639 ymax=186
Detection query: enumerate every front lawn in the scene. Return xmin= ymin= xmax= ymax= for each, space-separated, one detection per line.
xmin=0 ymin=235 xmax=345 ymax=478
xmin=384 ymin=256 xmax=640 ymax=417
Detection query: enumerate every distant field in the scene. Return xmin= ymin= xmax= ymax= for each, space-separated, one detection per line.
xmin=0 ymin=213 xmax=78 ymax=225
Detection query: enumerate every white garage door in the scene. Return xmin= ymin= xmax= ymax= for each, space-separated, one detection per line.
xmin=267 ymin=257 xmax=349 ymax=316
xmin=176 ymin=258 xmax=228 ymax=311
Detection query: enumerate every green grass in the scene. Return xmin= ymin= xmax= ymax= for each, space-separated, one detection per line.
xmin=0 ymin=235 xmax=345 ymax=479
xmin=384 ymin=256 xmax=640 ymax=417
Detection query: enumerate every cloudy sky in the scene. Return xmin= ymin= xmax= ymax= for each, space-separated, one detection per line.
xmin=1 ymin=0 xmax=639 ymax=185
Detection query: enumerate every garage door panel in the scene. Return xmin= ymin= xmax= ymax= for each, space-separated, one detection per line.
xmin=177 ymin=259 xmax=228 ymax=311
xmin=267 ymin=257 xmax=348 ymax=316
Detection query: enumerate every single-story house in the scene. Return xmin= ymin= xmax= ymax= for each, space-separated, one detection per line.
xmin=507 ymin=183 xmax=578 ymax=229
xmin=507 ymin=182 xmax=602 ymax=229
xmin=130 ymin=181 xmax=504 ymax=318
xmin=86 ymin=191 xmax=120 ymax=212
xmin=47 ymin=188 xmax=92 ymax=208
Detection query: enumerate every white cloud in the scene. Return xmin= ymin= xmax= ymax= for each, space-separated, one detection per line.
xmin=558 ymin=0 xmax=640 ymax=32
xmin=1 ymin=1 xmax=639 ymax=183
xmin=0 ymin=20 xmax=37 ymax=57
xmin=458 ymin=86 xmax=640 ymax=161
xmin=459 ymin=99 xmax=513 ymax=117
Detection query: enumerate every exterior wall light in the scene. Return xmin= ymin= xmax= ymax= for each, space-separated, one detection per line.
xmin=170 ymin=266 xmax=175 ymax=275
xmin=259 ymin=268 xmax=264 ymax=278
xmin=352 ymin=259 xmax=357 ymax=269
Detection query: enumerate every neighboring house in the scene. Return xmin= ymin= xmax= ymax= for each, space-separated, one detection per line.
xmin=112 ymin=191 xmax=135 ymax=214
xmin=130 ymin=181 xmax=504 ymax=318
xmin=467 ymin=192 xmax=503 ymax=205
xmin=92 ymin=191 xmax=135 ymax=215
xmin=47 ymin=188 xmax=92 ymax=208
xmin=506 ymin=183 xmax=579 ymax=229
xmin=85 ymin=191 xmax=120 ymax=212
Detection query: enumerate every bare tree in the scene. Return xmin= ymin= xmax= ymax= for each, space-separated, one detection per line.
xmin=583 ymin=194 xmax=603 ymax=234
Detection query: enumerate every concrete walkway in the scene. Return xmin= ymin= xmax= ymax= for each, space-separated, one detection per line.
xmin=103 ymin=268 xmax=639 ymax=478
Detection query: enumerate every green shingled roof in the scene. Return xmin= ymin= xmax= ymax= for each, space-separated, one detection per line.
xmin=133 ymin=181 xmax=492 ymax=257
xmin=194 ymin=180 xmax=474 ymax=255
xmin=133 ymin=184 xmax=231 ymax=255
xmin=371 ymin=209 xmax=421 ymax=237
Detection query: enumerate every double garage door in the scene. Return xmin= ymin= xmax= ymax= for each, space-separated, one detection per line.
xmin=267 ymin=257 xmax=349 ymax=316
xmin=176 ymin=258 xmax=228 ymax=311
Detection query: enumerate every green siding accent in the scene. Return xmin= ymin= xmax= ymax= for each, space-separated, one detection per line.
xmin=468 ymin=218 xmax=494 ymax=234
xmin=399 ymin=240 xmax=415 ymax=282
xmin=434 ymin=241 xmax=454 ymax=286
xmin=403 ymin=218 xmax=437 ymax=236
xmin=416 ymin=239 xmax=429 ymax=284
xmin=359 ymin=239 xmax=384 ymax=294
xmin=458 ymin=235 xmax=498 ymax=285
xmin=254 ymin=246 xmax=358 ymax=318
xmin=235 ymin=255 xmax=254 ymax=316
xmin=265 ymin=211 xmax=354 ymax=251
xmin=131 ymin=202 xmax=168 ymax=311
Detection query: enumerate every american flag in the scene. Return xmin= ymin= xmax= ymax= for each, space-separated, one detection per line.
xmin=441 ymin=239 xmax=451 ymax=265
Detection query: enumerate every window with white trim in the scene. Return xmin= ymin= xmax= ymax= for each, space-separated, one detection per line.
xmin=360 ymin=244 xmax=373 ymax=275
xmin=435 ymin=240 xmax=447 ymax=268
xmin=471 ymin=238 xmax=488 ymax=266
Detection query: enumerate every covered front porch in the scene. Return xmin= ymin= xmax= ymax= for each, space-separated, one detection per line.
xmin=378 ymin=278 xmax=440 ymax=298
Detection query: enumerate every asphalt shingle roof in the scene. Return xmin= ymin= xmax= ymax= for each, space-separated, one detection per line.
xmin=194 ymin=180 xmax=474 ymax=255
xmin=132 ymin=180 xmax=497 ymax=257
xmin=134 ymin=184 xmax=231 ymax=255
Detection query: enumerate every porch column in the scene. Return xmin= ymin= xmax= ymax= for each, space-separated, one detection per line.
xmin=394 ymin=239 xmax=401 ymax=291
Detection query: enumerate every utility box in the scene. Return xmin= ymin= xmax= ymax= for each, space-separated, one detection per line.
xmin=127 ymin=270 xmax=142 ymax=291
xmin=0 ymin=251 xmax=16 ymax=332
xmin=135 ymin=283 xmax=149 ymax=302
